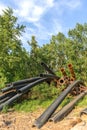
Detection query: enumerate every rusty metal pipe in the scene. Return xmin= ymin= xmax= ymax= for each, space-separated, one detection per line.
xmin=60 ymin=68 xmax=67 ymax=77
xmin=68 ymin=64 xmax=76 ymax=79
xmin=58 ymin=78 xmax=65 ymax=85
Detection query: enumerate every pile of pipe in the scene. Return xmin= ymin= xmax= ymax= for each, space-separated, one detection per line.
xmin=0 ymin=62 xmax=86 ymax=129
xmin=33 ymin=80 xmax=87 ymax=128
xmin=0 ymin=62 xmax=60 ymax=111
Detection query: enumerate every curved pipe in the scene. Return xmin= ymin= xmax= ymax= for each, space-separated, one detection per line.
xmin=1 ymin=83 xmax=29 ymax=93
xmin=12 ymin=77 xmax=41 ymax=86
xmin=40 ymin=73 xmax=60 ymax=79
xmin=0 ymin=77 xmax=55 ymax=111
xmin=17 ymin=77 xmax=53 ymax=93
xmin=1 ymin=85 xmax=14 ymax=93
xmin=80 ymin=108 xmax=87 ymax=116
xmin=0 ymin=91 xmax=17 ymax=104
xmin=33 ymin=80 xmax=83 ymax=129
xmin=1 ymin=77 xmax=41 ymax=93
xmin=0 ymin=91 xmax=16 ymax=100
xmin=49 ymin=91 xmax=87 ymax=122
xmin=41 ymin=62 xmax=55 ymax=75
xmin=0 ymin=93 xmax=22 ymax=111
xmin=6 ymin=83 xmax=12 ymax=87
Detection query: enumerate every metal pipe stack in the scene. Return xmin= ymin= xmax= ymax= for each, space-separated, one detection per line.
xmin=0 ymin=62 xmax=59 ymax=111
xmin=0 ymin=62 xmax=86 ymax=129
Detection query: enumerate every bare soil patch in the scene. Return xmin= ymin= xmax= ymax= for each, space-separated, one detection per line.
xmin=0 ymin=107 xmax=87 ymax=130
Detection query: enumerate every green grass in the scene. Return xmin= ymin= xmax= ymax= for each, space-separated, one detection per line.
xmin=13 ymin=99 xmax=40 ymax=112
xmin=76 ymin=95 xmax=87 ymax=107
xmin=12 ymin=94 xmax=87 ymax=112
xmin=13 ymin=98 xmax=55 ymax=112
xmin=1 ymin=82 xmax=87 ymax=113
xmin=2 ymin=105 xmax=9 ymax=113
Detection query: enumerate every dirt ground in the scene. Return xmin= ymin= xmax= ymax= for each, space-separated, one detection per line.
xmin=0 ymin=107 xmax=87 ymax=130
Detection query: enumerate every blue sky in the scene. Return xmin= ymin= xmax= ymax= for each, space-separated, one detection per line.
xmin=0 ymin=0 xmax=87 ymax=50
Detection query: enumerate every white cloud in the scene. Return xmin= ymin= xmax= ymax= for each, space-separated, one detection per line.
xmin=0 ymin=0 xmax=82 ymax=49
xmin=45 ymin=0 xmax=54 ymax=7
xmin=0 ymin=3 xmax=6 ymax=15
xmin=60 ymin=0 xmax=81 ymax=9
xmin=13 ymin=0 xmax=70 ymax=47
xmin=52 ymin=20 xmax=63 ymax=34
xmin=13 ymin=0 xmax=54 ymax=22
xmin=21 ymin=19 xmax=63 ymax=47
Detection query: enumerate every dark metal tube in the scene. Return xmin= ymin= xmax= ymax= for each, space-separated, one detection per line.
xmin=41 ymin=62 xmax=55 ymax=75
xmin=0 ymin=97 xmax=11 ymax=104
xmin=6 ymin=83 xmax=12 ymax=87
xmin=0 ymin=93 xmax=22 ymax=111
xmin=1 ymin=83 xmax=29 ymax=93
xmin=12 ymin=77 xmax=41 ymax=86
xmin=80 ymin=107 xmax=87 ymax=116
xmin=0 ymin=77 xmax=53 ymax=111
xmin=1 ymin=77 xmax=41 ymax=93
xmin=40 ymin=73 xmax=60 ymax=79
xmin=0 ymin=92 xmax=16 ymax=104
xmin=33 ymin=80 xmax=83 ymax=129
xmin=1 ymin=85 xmax=14 ymax=93
xmin=49 ymin=91 xmax=87 ymax=122
xmin=14 ymin=83 xmax=30 ymax=90
xmin=0 ymin=91 xmax=16 ymax=100
xmin=17 ymin=77 xmax=53 ymax=93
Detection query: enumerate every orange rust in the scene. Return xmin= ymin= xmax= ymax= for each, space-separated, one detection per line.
xmin=60 ymin=68 xmax=67 ymax=77
xmin=68 ymin=64 xmax=76 ymax=79
xmin=68 ymin=63 xmax=72 ymax=68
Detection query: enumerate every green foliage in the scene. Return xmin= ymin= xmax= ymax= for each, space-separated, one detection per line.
xmin=60 ymin=96 xmax=73 ymax=108
xmin=27 ymin=36 xmax=45 ymax=76
xmin=13 ymin=83 xmax=60 ymax=112
xmin=1 ymin=8 xmax=86 ymax=84
xmin=13 ymin=96 xmax=56 ymax=112
xmin=37 ymin=23 xmax=87 ymax=82
xmin=31 ymin=83 xmax=59 ymax=100
xmin=76 ymin=95 xmax=87 ymax=107
xmin=14 ymin=99 xmax=40 ymax=112
xmin=0 ymin=70 xmax=7 ymax=88
xmin=0 ymin=8 xmax=87 ymax=112
xmin=2 ymin=105 xmax=9 ymax=113
xmin=0 ymin=8 xmax=30 ymax=85
xmin=13 ymin=94 xmax=87 ymax=112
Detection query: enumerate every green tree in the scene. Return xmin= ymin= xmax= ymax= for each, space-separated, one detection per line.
xmin=28 ymin=36 xmax=44 ymax=76
xmin=0 ymin=8 xmax=29 ymax=84
xmin=68 ymin=23 xmax=87 ymax=80
xmin=38 ymin=23 xmax=87 ymax=81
